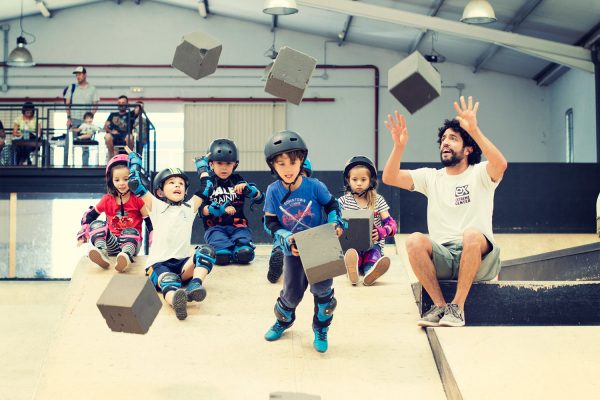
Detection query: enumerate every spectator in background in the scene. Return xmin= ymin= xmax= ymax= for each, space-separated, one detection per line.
xmin=104 ymin=95 xmax=134 ymax=159
xmin=12 ymin=102 xmax=41 ymax=165
xmin=65 ymin=66 xmax=99 ymax=166
xmin=132 ymin=100 xmax=152 ymax=149
xmin=0 ymin=120 xmax=5 ymax=161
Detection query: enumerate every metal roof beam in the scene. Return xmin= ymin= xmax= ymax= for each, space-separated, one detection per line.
xmin=408 ymin=0 xmax=446 ymax=53
xmin=297 ymin=0 xmax=594 ymax=72
xmin=338 ymin=15 xmax=353 ymax=46
xmin=473 ymin=0 xmax=544 ymax=73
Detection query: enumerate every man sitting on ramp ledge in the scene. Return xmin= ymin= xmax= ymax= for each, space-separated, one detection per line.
xmin=382 ymin=96 xmax=508 ymax=327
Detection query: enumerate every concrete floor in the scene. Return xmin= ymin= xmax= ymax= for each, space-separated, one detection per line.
xmin=2 ymin=234 xmax=598 ymax=400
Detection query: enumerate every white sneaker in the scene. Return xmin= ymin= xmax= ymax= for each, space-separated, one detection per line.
xmin=363 ymin=256 xmax=390 ymax=286
xmin=88 ymin=248 xmax=110 ymax=269
xmin=115 ymin=252 xmax=131 ymax=273
xmin=438 ymin=304 xmax=466 ymax=327
xmin=344 ymin=249 xmax=359 ymax=285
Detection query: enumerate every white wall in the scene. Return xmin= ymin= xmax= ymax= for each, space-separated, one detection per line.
xmin=1 ymin=0 xmax=596 ymax=168
xmin=548 ymin=68 xmax=597 ymax=163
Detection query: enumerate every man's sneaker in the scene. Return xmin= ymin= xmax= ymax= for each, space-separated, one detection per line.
xmin=264 ymin=320 xmax=291 ymax=341
xmin=417 ymin=304 xmax=446 ymax=327
xmin=344 ymin=248 xmax=359 ymax=285
xmin=186 ymin=280 xmax=207 ymax=302
xmin=313 ymin=326 xmax=329 ymax=353
xmin=88 ymin=248 xmax=110 ymax=269
xmin=363 ymin=256 xmax=391 ymax=286
xmin=267 ymin=248 xmax=284 ymax=283
xmin=439 ymin=303 xmax=465 ymax=327
xmin=115 ymin=252 xmax=131 ymax=273
xmin=172 ymin=289 xmax=188 ymax=320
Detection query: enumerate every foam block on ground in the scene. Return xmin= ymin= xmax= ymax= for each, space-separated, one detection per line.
xmin=97 ymin=274 xmax=162 ymax=334
xmin=294 ymin=224 xmax=345 ymax=284
xmin=339 ymin=209 xmax=374 ymax=252
xmin=388 ymin=51 xmax=441 ymax=114
xmin=264 ymin=46 xmax=317 ymax=105
xmin=172 ymin=32 xmax=222 ymax=80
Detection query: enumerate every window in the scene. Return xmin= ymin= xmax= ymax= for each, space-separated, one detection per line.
xmin=565 ymin=108 xmax=574 ymax=163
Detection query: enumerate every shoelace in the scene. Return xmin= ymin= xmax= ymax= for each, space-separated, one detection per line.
xmin=425 ymin=305 xmax=442 ymax=317
xmin=446 ymin=304 xmax=463 ymax=319
xmin=272 ymin=322 xmax=287 ymax=333
xmin=316 ymin=330 xmax=327 ymax=341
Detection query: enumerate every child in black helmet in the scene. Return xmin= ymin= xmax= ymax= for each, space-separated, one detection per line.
xmin=127 ymin=152 xmax=216 ymax=321
xmin=193 ymin=138 xmax=264 ymax=266
xmin=76 ymin=154 xmax=150 ymax=272
xmin=262 ymin=130 xmax=346 ymax=353
xmin=340 ymin=155 xmax=397 ymax=286
xmin=267 ymin=157 xmax=313 ymax=283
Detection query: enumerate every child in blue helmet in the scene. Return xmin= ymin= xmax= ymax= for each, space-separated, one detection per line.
xmin=76 ymin=154 xmax=150 ymax=272
xmin=340 ymin=156 xmax=397 ymax=286
xmin=127 ymin=152 xmax=216 ymax=321
xmin=267 ymin=157 xmax=312 ymax=283
xmin=262 ymin=130 xmax=346 ymax=353
xmin=193 ymin=138 xmax=264 ymax=266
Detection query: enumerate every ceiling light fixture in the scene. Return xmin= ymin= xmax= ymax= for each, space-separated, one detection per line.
xmin=35 ymin=0 xmax=51 ymax=18
xmin=8 ymin=0 xmax=36 ymax=67
xmin=263 ymin=0 xmax=298 ymax=16
xmin=460 ymin=0 xmax=496 ymax=24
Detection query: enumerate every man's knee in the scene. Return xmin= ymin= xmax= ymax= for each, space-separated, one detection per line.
xmin=105 ymin=135 xmax=113 ymax=145
xmin=462 ymin=228 xmax=486 ymax=251
xmin=405 ymin=232 xmax=430 ymax=256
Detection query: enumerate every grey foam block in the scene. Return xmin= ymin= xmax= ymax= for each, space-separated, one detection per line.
xmin=388 ymin=51 xmax=441 ymax=114
xmin=172 ymin=32 xmax=222 ymax=80
xmin=97 ymin=275 xmax=162 ymax=334
xmin=339 ymin=209 xmax=374 ymax=252
xmin=264 ymin=46 xmax=317 ymax=105
xmin=293 ymin=224 xmax=346 ymax=284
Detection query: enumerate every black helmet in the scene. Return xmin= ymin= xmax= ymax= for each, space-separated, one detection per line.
xmin=208 ymin=139 xmax=239 ymax=164
xmin=153 ymin=167 xmax=189 ymax=199
xmin=264 ymin=130 xmax=308 ymax=166
xmin=343 ymin=155 xmax=378 ymax=190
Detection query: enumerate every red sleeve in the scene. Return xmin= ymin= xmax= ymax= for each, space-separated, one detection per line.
xmin=95 ymin=195 xmax=110 ymax=214
xmin=133 ymin=195 xmax=145 ymax=211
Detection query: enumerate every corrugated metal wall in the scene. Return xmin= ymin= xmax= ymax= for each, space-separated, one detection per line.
xmin=183 ymin=103 xmax=285 ymax=171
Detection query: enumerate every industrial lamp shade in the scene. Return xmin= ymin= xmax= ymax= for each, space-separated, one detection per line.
xmin=7 ymin=36 xmax=35 ymax=67
xmin=263 ymin=0 xmax=298 ymax=15
xmin=460 ymin=0 xmax=496 ymax=24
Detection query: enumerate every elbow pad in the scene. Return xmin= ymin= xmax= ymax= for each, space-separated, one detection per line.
xmin=264 ymin=215 xmax=284 ymax=237
xmin=382 ymin=216 xmax=397 ymax=237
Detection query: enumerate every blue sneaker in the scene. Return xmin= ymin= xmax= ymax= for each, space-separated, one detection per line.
xmin=313 ymin=326 xmax=329 ymax=353
xmin=264 ymin=320 xmax=291 ymax=341
xmin=186 ymin=280 xmax=207 ymax=302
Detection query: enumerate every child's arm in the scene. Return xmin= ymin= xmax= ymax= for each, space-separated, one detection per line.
xmin=373 ymin=210 xmax=397 ymax=241
xmin=76 ymin=205 xmax=101 ymax=245
xmin=126 ymin=149 xmax=154 ymax=211
xmin=323 ymin=196 xmax=347 ymax=237
xmin=235 ymin=180 xmax=264 ymax=205
xmin=264 ymin=212 xmax=298 ymax=256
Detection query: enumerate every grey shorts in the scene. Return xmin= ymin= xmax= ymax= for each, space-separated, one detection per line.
xmin=431 ymin=238 xmax=501 ymax=281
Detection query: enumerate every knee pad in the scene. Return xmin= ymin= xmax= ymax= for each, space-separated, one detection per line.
xmin=274 ymin=298 xmax=296 ymax=324
xmin=119 ymin=227 xmax=142 ymax=247
xmin=194 ymin=244 xmax=216 ymax=273
xmin=215 ymin=248 xmax=233 ymax=265
xmin=313 ymin=289 xmax=337 ymax=327
xmin=363 ymin=247 xmax=382 ymax=265
xmin=158 ymin=272 xmax=182 ymax=296
xmin=233 ymin=245 xmax=255 ymax=264
xmin=89 ymin=220 xmax=108 ymax=244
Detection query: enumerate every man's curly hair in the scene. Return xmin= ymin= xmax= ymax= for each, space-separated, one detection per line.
xmin=437 ymin=119 xmax=481 ymax=165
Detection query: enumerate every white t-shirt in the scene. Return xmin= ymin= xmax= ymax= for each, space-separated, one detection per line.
xmin=338 ymin=192 xmax=390 ymax=249
xmin=145 ymin=196 xmax=196 ymax=269
xmin=409 ymin=161 xmax=500 ymax=245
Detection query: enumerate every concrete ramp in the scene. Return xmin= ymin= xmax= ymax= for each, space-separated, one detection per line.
xmin=427 ymin=326 xmax=600 ymax=399
xmin=33 ymin=247 xmax=445 ymax=400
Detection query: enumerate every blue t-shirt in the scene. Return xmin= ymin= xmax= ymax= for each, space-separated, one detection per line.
xmin=264 ymin=177 xmax=332 ymax=234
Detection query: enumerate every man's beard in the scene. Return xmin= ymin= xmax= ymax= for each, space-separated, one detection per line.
xmin=440 ymin=149 xmax=463 ymax=167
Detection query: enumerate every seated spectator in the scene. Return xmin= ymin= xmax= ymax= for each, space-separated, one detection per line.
xmin=12 ymin=102 xmax=41 ymax=166
xmin=104 ymin=95 xmax=134 ymax=159
xmin=132 ymin=101 xmax=152 ymax=149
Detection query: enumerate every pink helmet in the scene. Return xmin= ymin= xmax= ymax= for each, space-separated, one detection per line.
xmin=105 ymin=154 xmax=129 ymax=181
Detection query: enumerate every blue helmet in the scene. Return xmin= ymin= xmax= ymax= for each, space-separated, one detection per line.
xmin=302 ymin=157 xmax=313 ymax=177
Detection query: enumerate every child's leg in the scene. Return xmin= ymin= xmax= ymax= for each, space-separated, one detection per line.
xmin=182 ymin=244 xmax=216 ymax=302
xmin=310 ymin=280 xmax=336 ymax=353
xmin=265 ymin=255 xmax=308 ymax=341
xmin=204 ymin=226 xmax=235 ymax=265
xmin=148 ymin=263 xmax=187 ymax=320
xmin=231 ymin=227 xmax=255 ymax=264
xmin=267 ymin=239 xmax=284 ymax=283
xmin=344 ymin=248 xmax=360 ymax=285
xmin=115 ymin=228 xmax=142 ymax=273
xmin=362 ymin=244 xmax=390 ymax=286
xmin=87 ymin=220 xmax=116 ymax=269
